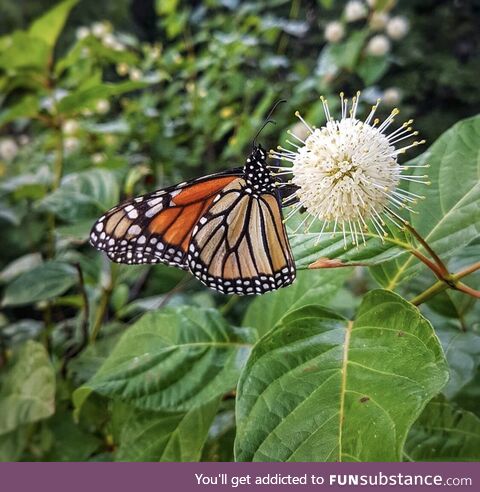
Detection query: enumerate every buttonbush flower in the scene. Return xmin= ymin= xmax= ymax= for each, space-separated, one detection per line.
xmin=366 ymin=34 xmax=391 ymax=56
xmin=386 ymin=16 xmax=410 ymax=40
xmin=324 ymin=21 xmax=345 ymax=43
xmin=344 ymin=1 xmax=367 ymax=22
xmin=270 ymin=93 xmax=429 ymax=247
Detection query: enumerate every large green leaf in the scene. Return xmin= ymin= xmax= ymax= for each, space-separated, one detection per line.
xmin=405 ymin=399 xmax=480 ymax=461
xmin=115 ymin=398 xmax=219 ymax=461
xmin=37 ymin=169 xmax=120 ymax=223
xmin=29 ymin=0 xmax=78 ymax=49
xmin=435 ymin=321 xmax=480 ymax=399
xmin=292 ymin=231 xmax=405 ymax=270
xmin=235 ymin=290 xmax=448 ymax=462
xmin=243 ymin=269 xmax=351 ymax=337
xmin=0 ymin=32 xmax=49 ymax=71
xmin=0 ymin=341 xmax=55 ymax=436
xmin=2 ymin=261 xmax=77 ymax=307
xmin=75 ymin=307 xmax=255 ymax=412
xmin=373 ymin=115 xmax=480 ymax=288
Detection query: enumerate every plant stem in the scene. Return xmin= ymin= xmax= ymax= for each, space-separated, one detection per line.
xmin=410 ymin=262 xmax=480 ymax=306
xmin=62 ymin=264 xmax=90 ymax=375
xmin=90 ymin=263 xmax=116 ymax=344
xmin=403 ymin=221 xmax=449 ymax=276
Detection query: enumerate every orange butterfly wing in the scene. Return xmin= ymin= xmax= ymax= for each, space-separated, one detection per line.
xmin=90 ymin=174 xmax=241 ymax=268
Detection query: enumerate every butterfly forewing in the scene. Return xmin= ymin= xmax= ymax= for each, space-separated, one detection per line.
xmin=89 ymin=172 xmax=241 ymax=268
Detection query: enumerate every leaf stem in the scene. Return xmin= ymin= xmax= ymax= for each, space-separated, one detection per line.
xmin=90 ymin=263 xmax=116 ymax=344
xmin=403 ymin=221 xmax=449 ymax=276
xmin=410 ymin=261 xmax=480 ymax=306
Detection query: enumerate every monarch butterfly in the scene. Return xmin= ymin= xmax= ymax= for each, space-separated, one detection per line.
xmin=90 ymin=114 xmax=296 ymax=296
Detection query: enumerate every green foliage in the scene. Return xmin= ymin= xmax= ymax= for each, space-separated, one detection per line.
xmin=0 ymin=0 xmax=479 ymax=463
xmin=235 ymin=291 xmax=448 ymax=461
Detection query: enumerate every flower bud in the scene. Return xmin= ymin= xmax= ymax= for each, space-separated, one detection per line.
xmin=0 ymin=138 xmax=18 ymax=161
xmin=324 ymin=21 xmax=345 ymax=43
xmin=344 ymin=1 xmax=367 ymax=22
xmin=386 ymin=16 xmax=409 ymax=40
xmin=366 ymin=34 xmax=391 ymax=56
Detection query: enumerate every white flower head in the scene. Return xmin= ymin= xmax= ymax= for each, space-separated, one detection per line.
xmin=0 ymin=138 xmax=18 ymax=161
xmin=344 ymin=1 xmax=367 ymax=22
xmin=91 ymin=21 xmax=110 ymax=38
xmin=386 ymin=16 xmax=409 ymax=40
xmin=129 ymin=68 xmax=143 ymax=81
xmin=64 ymin=137 xmax=80 ymax=154
xmin=383 ymin=87 xmax=402 ymax=106
xmin=270 ymin=92 xmax=429 ymax=247
xmin=62 ymin=119 xmax=79 ymax=135
xmin=324 ymin=21 xmax=345 ymax=43
xmin=366 ymin=34 xmax=391 ymax=56
xmin=116 ymin=63 xmax=129 ymax=76
xmin=76 ymin=27 xmax=90 ymax=40
xmin=95 ymin=99 xmax=110 ymax=114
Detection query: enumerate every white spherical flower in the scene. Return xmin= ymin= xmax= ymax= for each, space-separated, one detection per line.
xmin=369 ymin=11 xmax=389 ymax=31
xmin=366 ymin=34 xmax=391 ymax=56
xmin=271 ymin=92 xmax=428 ymax=246
xmin=0 ymin=138 xmax=18 ymax=161
xmin=62 ymin=119 xmax=79 ymax=135
xmin=116 ymin=63 xmax=129 ymax=76
xmin=366 ymin=0 xmax=376 ymax=6
xmin=324 ymin=21 xmax=345 ymax=43
xmin=92 ymin=153 xmax=105 ymax=164
xmin=383 ymin=87 xmax=402 ymax=106
xmin=102 ymin=33 xmax=116 ymax=48
xmin=76 ymin=27 xmax=90 ymax=40
xmin=91 ymin=22 xmax=109 ymax=38
xmin=64 ymin=137 xmax=80 ymax=154
xmin=386 ymin=16 xmax=409 ymax=40
xmin=344 ymin=1 xmax=367 ymax=22
xmin=129 ymin=68 xmax=142 ymax=81
xmin=19 ymin=135 xmax=30 ymax=146
xmin=95 ymin=99 xmax=110 ymax=114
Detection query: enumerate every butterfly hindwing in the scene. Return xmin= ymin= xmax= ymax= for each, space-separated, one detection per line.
xmin=89 ymin=171 xmax=241 ymax=269
xmin=187 ymin=177 xmax=296 ymax=295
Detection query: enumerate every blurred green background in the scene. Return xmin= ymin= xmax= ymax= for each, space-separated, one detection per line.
xmin=0 ymin=0 xmax=479 ymax=461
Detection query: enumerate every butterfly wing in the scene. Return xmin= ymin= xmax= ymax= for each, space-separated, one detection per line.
xmin=90 ymin=170 xmax=242 ymax=268
xmin=187 ymin=178 xmax=296 ymax=295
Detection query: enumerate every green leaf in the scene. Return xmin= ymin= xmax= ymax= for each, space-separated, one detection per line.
xmin=115 ymin=398 xmax=219 ymax=461
xmin=0 ymin=341 xmax=55 ymax=436
xmin=0 ymin=95 xmax=40 ymax=126
xmin=373 ymin=115 xmax=480 ymax=288
xmin=43 ymin=413 xmax=101 ymax=461
xmin=0 ymin=32 xmax=50 ymax=71
xmin=37 ymin=169 xmax=120 ymax=223
xmin=292 ymin=231 xmax=405 ymax=270
xmin=2 ymin=261 xmax=77 ymax=307
xmin=58 ymin=81 xmax=147 ymax=114
xmin=235 ymin=290 xmax=448 ymax=461
xmin=436 ymin=321 xmax=480 ymax=399
xmin=76 ymin=307 xmax=255 ymax=412
xmin=243 ymin=269 xmax=351 ymax=337
xmin=0 ymin=427 xmax=30 ymax=461
xmin=329 ymin=30 xmax=368 ymax=71
xmin=29 ymin=0 xmax=78 ymax=49
xmin=357 ymin=55 xmax=389 ymax=85
xmin=405 ymin=399 xmax=480 ymax=461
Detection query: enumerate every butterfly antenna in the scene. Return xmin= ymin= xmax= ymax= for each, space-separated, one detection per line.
xmin=252 ymin=99 xmax=287 ymax=148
